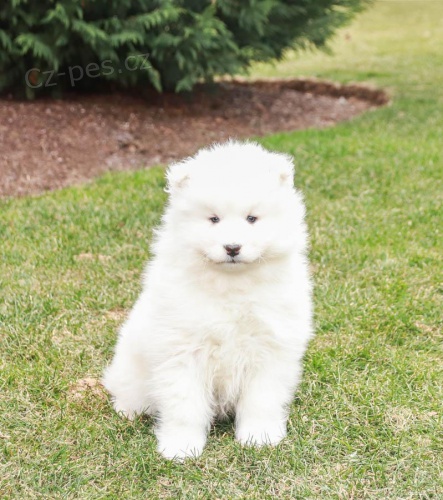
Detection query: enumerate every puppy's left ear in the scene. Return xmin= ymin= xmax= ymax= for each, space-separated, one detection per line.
xmin=275 ymin=153 xmax=295 ymax=187
xmin=166 ymin=160 xmax=191 ymax=194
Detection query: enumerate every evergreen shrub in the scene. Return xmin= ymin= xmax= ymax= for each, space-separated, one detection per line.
xmin=0 ymin=0 xmax=370 ymax=97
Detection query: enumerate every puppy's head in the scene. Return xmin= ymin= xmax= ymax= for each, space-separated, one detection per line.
xmin=164 ymin=141 xmax=306 ymax=270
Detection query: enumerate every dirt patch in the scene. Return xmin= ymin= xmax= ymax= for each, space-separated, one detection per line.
xmin=68 ymin=377 xmax=107 ymax=402
xmin=0 ymin=79 xmax=388 ymax=198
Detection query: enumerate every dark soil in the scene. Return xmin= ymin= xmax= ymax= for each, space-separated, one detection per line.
xmin=0 ymin=79 xmax=388 ymax=198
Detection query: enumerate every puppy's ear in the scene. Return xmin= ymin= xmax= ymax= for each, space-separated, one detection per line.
xmin=166 ymin=160 xmax=191 ymax=194
xmin=275 ymin=153 xmax=295 ymax=187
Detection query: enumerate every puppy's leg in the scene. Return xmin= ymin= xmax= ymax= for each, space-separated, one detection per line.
xmin=102 ymin=344 xmax=152 ymax=420
xmin=154 ymin=361 xmax=212 ymax=460
xmin=103 ymin=302 xmax=160 ymax=419
xmin=235 ymin=357 xmax=301 ymax=447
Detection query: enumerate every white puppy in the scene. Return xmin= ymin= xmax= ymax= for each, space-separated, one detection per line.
xmin=103 ymin=141 xmax=313 ymax=460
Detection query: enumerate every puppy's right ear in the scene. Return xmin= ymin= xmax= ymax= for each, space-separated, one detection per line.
xmin=165 ymin=160 xmax=191 ymax=194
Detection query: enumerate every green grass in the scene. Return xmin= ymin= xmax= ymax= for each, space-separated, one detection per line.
xmin=1 ymin=2 xmax=442 ymax=498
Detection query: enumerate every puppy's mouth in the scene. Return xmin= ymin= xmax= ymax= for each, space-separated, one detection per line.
xmin=203 ymin=252 xmax=259 ymax=266
xmin=224 ymin=257 xmax=243 ymax=265
xmin=215 ymin=256 xmax=253 ymax=266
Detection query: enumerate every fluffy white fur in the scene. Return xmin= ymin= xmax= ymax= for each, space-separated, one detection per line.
xmin=103 ymin=141 xmax=313 ymax=460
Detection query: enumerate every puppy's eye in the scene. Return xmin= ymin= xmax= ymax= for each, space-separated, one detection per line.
xmin=246 ymin=215 xmax=257 ymax=224
xmin=209 ymin=216 xmax=220 ymax=224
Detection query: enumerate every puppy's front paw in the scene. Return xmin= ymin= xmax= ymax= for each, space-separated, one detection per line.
xmin=236 ymin=419 xmax=287 ymax=447
xmin=157 ymin=426 xmax=207 ymax=460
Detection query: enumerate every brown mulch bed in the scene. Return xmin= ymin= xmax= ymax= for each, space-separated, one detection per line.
xmin=0 ymin=79 xmax=388 ymax=198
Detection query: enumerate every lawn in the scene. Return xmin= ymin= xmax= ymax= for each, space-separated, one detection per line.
xmin=1 ymin=1 xmax=442 ymax=498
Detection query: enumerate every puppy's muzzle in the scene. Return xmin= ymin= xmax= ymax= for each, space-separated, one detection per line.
xmin=224 ymin=244 xmax=241 ymax=257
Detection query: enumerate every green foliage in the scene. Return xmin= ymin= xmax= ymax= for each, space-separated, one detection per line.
xmin=0 ymin=0 xmax=370 ymax=97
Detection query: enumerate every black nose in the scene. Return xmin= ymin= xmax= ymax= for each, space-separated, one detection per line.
xmin=224 ymin=244 xmax=241 ymax=257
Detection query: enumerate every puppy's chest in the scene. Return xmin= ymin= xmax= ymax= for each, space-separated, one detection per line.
xmin=197 ymin=307 xmax=275 ymax=408
xmin=200 ymin=304 xmax=276 ymax=363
